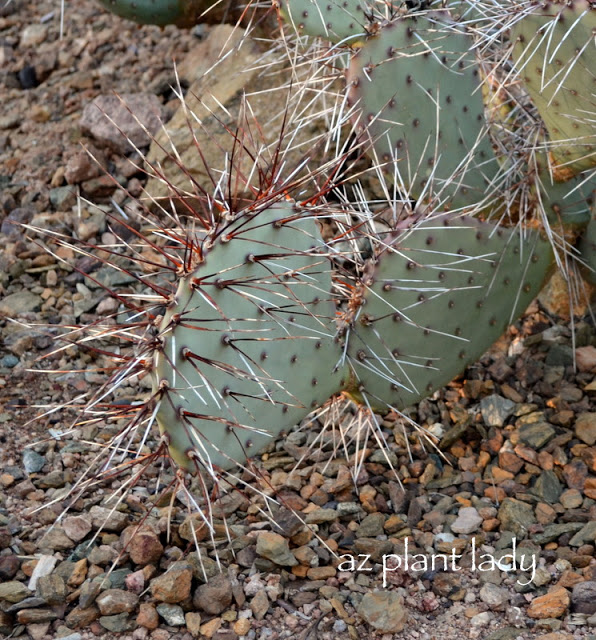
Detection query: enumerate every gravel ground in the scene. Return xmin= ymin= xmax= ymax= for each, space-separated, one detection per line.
xmin=1 ymin=2 xmax=596 ymax=640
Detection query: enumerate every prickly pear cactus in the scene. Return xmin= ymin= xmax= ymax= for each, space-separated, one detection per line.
xmin=152 ymin=202 xmax=347 ymax=471
xmin=96 ymin=0 xmax=225 ymax=27
xmin=343 ymin=216 xmax=554 ymax=411
xmin=346 ymin=13 xmax=499 ymax=212
xmin=278 ymin=0 xmax=400 ymax=44
xmin=511 ymin=0 xmax=596 ymax=176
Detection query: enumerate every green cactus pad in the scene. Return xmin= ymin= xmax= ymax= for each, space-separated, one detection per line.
xmin=152 ymin=202 xmax=346 ymax=472
xmin=537 ymin=165 xmax=596 ymax=228
xmin=344 ymin=216 xmax=554 ymax=411
xmin=346 ymin=14 xmax=499 ymax=212
xmin=278 ymin=0 xmax=400 ymax=45
xmin=578 ymin=217 xmax=596 ymax=285
xmin=96 ymin=0 xmax=215 ymax=27
xmin=511 ymin=0 xmax=596 ymax=176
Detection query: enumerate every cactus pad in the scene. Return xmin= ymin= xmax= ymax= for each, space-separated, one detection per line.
xmin=97 ymin=0 xmax=216 ymax=27
xmin=347 ymin=14 xmax=499 ymax=212
xmin=511 ymin=0 xmax=596 ymax=175
xmin=152 ymin=202 xmax=346 ymax=471
xmin=344 ymin=216 xmax=554 ymax=411
xmin=278 ymin=0 xmax=400 ymax=45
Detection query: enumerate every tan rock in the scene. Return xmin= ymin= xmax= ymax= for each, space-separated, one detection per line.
xmin=358 ymin=591 xmax=407 ymax=633
xmin=149 ymin=562 xmax=193 ymax=603
xmin=527 ymin=586 xmax=570 ymax=619
xmin=185 ymin=611 xmax=202 ymax=637
xmin=199 ymin=617 xmax=222 ymax=638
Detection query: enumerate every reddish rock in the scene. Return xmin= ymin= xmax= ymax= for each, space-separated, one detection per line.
xmin=121 ymin=527 xmax=164 ymax=566
xmin=136 ymin=603 xmax=159 ymax=630
xmin=149 ymin=562 xmax=192 ymax=603
xmin=527 ymin=586 xmax=570 ymax=619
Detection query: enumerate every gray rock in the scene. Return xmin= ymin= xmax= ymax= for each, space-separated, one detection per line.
xmin=569 ymin=521 xmax=596 ymax=547
xmin=531 ymin=470 xmax=562 ymax=504
xmin=304 ymin=508 xmax=339 ymax=524
xmin=355 ymin=513 xmax=385 ymax=538
xmin=80 ymin=93 xmax=164 ymax=154
xmin=572 ymin=581 xmax=596 ymax=615
xmin=49 ymin=186 xmax=77 ymax=211
xmin=89 ymin=506 xmax=129 ymax=532
xmin=451 ymin=507 xmax=483 ymax=535
xmin=480 ymin=395 xmax=516 ymax=427
xmin=518 ymin=422 xmax=556 ymax=449
xmin=98 ymin=612 xmax=131 ymax=632
xmin=0 ymin=581 xmax=31 ymax=602
xmin=22 ymin=450 xmax=46 ymax=474
xmin=0 ymin=291 xmax=42 ymax=317
xmin=156 ymin=603 xmax=185 ymax=626
xmin=36 ymin=574 xmax=67 ymax=605
xmin=532 ymin=523 xmax=584 ymax=545
xmin=498 ymin=498 xmax=536 ymax=539
xmin=479 ymin=583 xmax=509 ymax=611
xmin=38 ymin=527 xmax=75 ymax=552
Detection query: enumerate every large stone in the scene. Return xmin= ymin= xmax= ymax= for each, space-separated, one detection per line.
xmin=357 ymin=591 xmax=408 ymax=633
xmin=0 ymin=581 xmax=31 ymax=603
xmin=145 ymin=25 xmax=330 ymax=209
xmin=80 ymin=93 xmax=164 ymax=154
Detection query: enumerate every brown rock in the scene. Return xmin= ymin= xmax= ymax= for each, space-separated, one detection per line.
xmin=150 ymin=562 xmax=192 ymax=603
xmin=193 ymin=574 xmax=233 ymax=615
xmin=16 ymin=609 xmax=58 ymax=624
xmin=96 ymin=588 xmax=139 ymax=615
xmin=307 ymin=566 xmax=336 ymax=580
xmin=576 ymin=413 xmax=596 ymax=446
xmin=527 ymin=586 xmax=570 ymax=619
xmin=65 ymin=605 xmax=100 ymax=629
xmin=563 ymin=460 xmax=588 ymax=491
xmin=185 ymin=611 xmax=202 ymax=637
xmin=584 ymin=478 xmax=596 ymax=500
xmin=62 ymin=515 xmax=93 ymax=542
xmin=576 ymin=346 xmax=596 ymax=373
xmin=121 ymin=527 xmax=164 ymax=566
xmin=137 ymin=603 xmax=159 ymax=630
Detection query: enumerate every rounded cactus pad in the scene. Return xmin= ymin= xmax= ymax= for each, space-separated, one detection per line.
xmin=511 ymin=0 xmax=596 ymax=176
xmin=277 ymin=0 xmax=400 ymax=45
xmin=346 ymin=13 xmax=499 ymax=212
xmin=152 ymin=202 xmax=346 ymax=472
xmin=344 ymin=216 xmax=554 ymax=411
xmin=96 ymin=0 xmax=222 ymax=27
